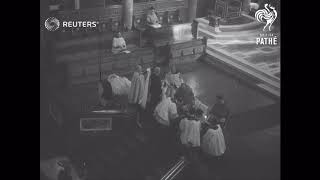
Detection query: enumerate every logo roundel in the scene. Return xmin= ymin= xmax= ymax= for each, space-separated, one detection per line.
xmin=45 ymin=17 xmax=60 ymax=31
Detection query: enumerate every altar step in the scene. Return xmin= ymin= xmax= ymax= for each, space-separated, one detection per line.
xmin=198 ymin=20 xmax=264 ymax=34
xmin=196 ymin=14 xmax=264 ymax=33
xmin=204 ymin=46 xmax=280 ymax=98
xmin=198 ymin=26 xmax=263 ymax=41
xmin=198 ymin=24 xmax=264 ymax=41
xmin=198 ymin=29 xmax=260 ymax=41
xmin=207 ymin=45 xmax=280 ymax=84
xmin=199 ymin=25 xmax=263 ymax=36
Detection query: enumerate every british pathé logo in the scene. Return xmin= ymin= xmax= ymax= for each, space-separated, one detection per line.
xmin=256 ymin=33 xmax=277 ymax=45
xmin=255 ymin=4 xmax=277 ymax=32
xmin=255 ymin=3 xmax=278 ymax=45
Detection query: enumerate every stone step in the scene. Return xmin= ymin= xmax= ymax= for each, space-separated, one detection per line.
xmin=256 ymin=83 xmax=280 ymax=97
xmin=198 ymin=22 xmax=264 ymax=35
xmin=198 ymin=24 xmax=263 ymax=36
xmin=196 ymin=15 xmax=264 ymax=32
xmin=207 ymin=45 xmax=280 ymax=84
xmin=205 ymin=48 xmax=280 ymax=97
xmin=198 ymin=29 xmax=260 ymax=41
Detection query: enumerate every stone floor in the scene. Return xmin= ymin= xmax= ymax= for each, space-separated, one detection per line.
xmin=179 ymin=61 xmax=276 ymax=114
xmin=171 ymin=61 xmax=281 ymax=180
xmin=207 ymin=40 xmax=280 ymax=79
xmin=41 ymin=56 xmax=280 ymax=180
xmin=198 ymin=15 xmax=281 ymax=80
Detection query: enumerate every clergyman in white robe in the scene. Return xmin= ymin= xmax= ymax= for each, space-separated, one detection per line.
xmin=112 ymin=37 xmax=127 ymax=54
xmin=128 ymin=65 xmax=145 ymax=104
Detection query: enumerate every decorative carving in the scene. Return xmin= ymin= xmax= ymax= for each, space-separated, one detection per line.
xmin=168 ymin=38 xmax=206 ymax=65
xmin=214 ymin=0 xmax=242 ymax=19
xmin=133 ymin=0 xmax=187 ymax=16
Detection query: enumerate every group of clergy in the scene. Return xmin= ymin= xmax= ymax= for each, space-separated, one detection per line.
xmin=99 ymin=65 xmax=229 ymax=158
xmin=125 ymin=64 xmax=229 ymax=161
xmin=98 ymin=62 xmax=229 ymax=161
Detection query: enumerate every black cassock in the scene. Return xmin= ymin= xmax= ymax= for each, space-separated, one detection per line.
xmin=149 ymin=73 xmax=162 ymax=109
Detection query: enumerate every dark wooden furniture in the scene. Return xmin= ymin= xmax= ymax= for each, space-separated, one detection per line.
xmin=214 ymin=0 xmax=243 ymax=19
xmin=135 ymin=22 xmax=194 ymax=51
xmin=54 ymin=31 xmax=140 ymax=63
xmin=66 ymin=47 xmax=154 ymax=86
xmin=53 ymin=25 xmax=154 ymax=87
xmin=57 ymin=5 xmax=123 ymax=40
xmin=132 ymin=4 xmax=183 ymax=47
xmin=79 ymin=105 xmax=138 ymax=136
xmin=56 ymin=0 xmax=187 ymax=41
xmin=168 ymin=37 xmax=207 ymax=65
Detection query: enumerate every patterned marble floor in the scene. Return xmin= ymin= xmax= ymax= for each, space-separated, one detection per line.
xmin=207 ymin=35 xmax=280 ymax=79
xmin=199 ymin=15 xmax=281 ymax=80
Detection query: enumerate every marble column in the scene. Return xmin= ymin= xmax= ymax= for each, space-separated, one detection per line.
xmin=123 ymin=0 xmax=133 ymax=30
xmin=187 ymin=0 xmax=198 ymax=22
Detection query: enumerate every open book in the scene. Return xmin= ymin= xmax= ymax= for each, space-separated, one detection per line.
xmin=122 ymin=50 xmax=131 ymax=53
xmin=149 ymin=23 xmax=162 ymax=29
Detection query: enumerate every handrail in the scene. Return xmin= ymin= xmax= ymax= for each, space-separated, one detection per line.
xmin=160 ymin=157 xmax=188 ymax=180
xmin=161 ymin=158 xmax=184 ymax=180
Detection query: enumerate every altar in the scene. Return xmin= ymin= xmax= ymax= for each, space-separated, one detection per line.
xmin=207 ymin=0 xmax=243 ymax=23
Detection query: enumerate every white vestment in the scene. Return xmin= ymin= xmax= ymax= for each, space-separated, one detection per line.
xmin=139 ymin=68 xmax=151 ymax=109
xmin=112 ymin=37 xmax=127 ymax=54
xmin=165 ymin=72 xmax=184 ymax=88
xmin=147 ymin=12 xmax=159 ymax=25
xmin=201 ymin=125 xmax=226 ymax=156
xmin=154 ymin=97 xmax=177 ymax=126
xmin=107 ymin=74 xmax=131 ymax=96
xmin=179 ymin=118 xmax=201 ymax=147
xmin=128 ymin=72 xmax=145 ymax=104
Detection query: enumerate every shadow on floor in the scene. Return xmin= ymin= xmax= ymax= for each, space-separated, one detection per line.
xmin=229 ymin=102 xmax=280 ymax=136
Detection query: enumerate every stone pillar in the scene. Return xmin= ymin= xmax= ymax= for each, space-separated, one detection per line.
xmin=123 ymin=0 xmax=133 ymax=30
xmin=75 ymin=0 xmax=80 ymax=10
xmin=187 ymin=0 xmax=198 ymax=22
xmin=242 ymin=0 xmax=251 ymax=14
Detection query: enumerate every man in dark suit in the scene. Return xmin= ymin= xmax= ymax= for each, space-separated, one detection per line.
xmin=208 ymin=94 xmax=230 ymax=129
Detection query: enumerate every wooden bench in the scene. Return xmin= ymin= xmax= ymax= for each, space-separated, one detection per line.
xmin=66 ymin=47 xmax=154 ymax=86
xmin=56 ymin=0 xmax=187 ymax=41
xmin=57 ymin=6 xmax=123 ymax=40
xmin=54 ymin=31 xmax=140 ymax=63
xmin=132 ymin=1 xmax=184 ymax=47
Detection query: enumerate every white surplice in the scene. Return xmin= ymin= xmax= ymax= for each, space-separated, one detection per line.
xmin=179 ymin=118 xmax=201 ymax=147
xmin=201 ymin=125 xmax=226 ymax=156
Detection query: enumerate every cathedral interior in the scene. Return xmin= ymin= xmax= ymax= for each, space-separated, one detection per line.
xmin=40 ymin=0 xmax=280 ymax=180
